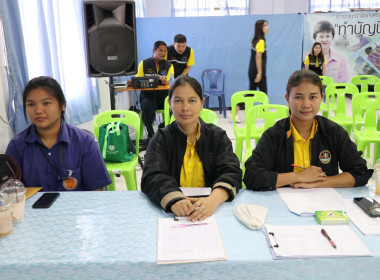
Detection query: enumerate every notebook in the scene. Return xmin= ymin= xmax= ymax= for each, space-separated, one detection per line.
xmin=157 ymin=215 xmax=226 ymax=264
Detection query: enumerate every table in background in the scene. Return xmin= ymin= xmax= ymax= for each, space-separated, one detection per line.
xmin=110 ymin=84 xmax=170 ymax=110
xmin=1 ymin=188 xmax=380 ymax=280
xmin=114 ymin=84 xmax=170 ymax=92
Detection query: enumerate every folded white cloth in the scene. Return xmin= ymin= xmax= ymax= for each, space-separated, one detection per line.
xmin=233 ymin=204 xmax=268 ymax=230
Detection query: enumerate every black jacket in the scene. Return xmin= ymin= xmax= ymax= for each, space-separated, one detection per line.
xmin=167 ymin=45 xmax=191 ymax=78
xmin=244 ymin=116 xmax=373 ymax=191
xmin=142 ymin=57 xmax=171 ymax=77
xmin=141 ymin=119 xmax=242 ymax=212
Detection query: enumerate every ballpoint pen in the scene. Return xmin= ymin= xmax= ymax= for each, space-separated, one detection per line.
xmin=172 ymin=223 xmax=208 ymax=228
xmin=291 ymin=164 xmax=305 ymax=170
xmin=321 ymin=228 xmax=337 ymax=249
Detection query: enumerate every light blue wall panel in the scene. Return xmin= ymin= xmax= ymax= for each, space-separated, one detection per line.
xmin=135 ymin=14 xmax=304 ymax=106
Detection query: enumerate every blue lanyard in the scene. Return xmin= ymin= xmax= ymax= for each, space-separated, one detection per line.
xmin=38 ymin=143 xmax=63 ymax=181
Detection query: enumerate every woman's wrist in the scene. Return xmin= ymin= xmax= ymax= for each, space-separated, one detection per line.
xmin=210 ymin=188 xmax=229 ymax=204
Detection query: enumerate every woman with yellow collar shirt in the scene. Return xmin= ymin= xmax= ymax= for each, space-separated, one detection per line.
xmin=243 ymin=70 xmax=373 ymax=191
xmin=141 ymin=76 xmax=242 ymax=221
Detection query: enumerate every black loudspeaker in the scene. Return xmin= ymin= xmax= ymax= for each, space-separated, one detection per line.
xmin=83 ymin=0 xmax=137 ymax=77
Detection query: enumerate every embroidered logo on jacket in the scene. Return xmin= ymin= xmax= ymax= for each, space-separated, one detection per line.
xmin=319 ymin=150 xmax=331 ymax=164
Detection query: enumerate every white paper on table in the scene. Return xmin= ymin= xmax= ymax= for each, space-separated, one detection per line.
xmin=157 ymin=215 xmax=226 ymax=264
xmin=179 ymin=187 xmax=211 ymax=197
xmin=345 ymin=198 xmax=380 ymax=236
xmin=264 ymin=224 xmax=372 ymax=260
xmin=277 ymin=188 xmax=349 ymax=216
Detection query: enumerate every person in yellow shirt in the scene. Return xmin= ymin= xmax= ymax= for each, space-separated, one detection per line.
xmin=304 ymin=42 xmax=326 ymax=76
xmin=244 ymin=70 xmax=373 ymax=191
xmin=235 ymin=20 xmax=269 ymax=123
xmin=135 ymin=41 xmax=174 ymax=138
xmin=166 ymin=34 xmax=195 ymax=78
xmin=141 ymin=76 xmax=242 ymax=221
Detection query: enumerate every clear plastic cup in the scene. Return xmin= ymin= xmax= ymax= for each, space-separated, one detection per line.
xmin=375 ymin=160 xmax=380 ymax=196
xmin=0 ymin=192 xmax=12 ymax=237
xmin=1 ymin=179 xmax=26 ymax=222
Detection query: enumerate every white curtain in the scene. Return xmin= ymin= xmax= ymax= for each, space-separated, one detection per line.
xmin=171 ymin=0 xmax=249 ymax=17
xmin=17 ymin=0 xmax=99 ymax=125
xmin=310 ymin=0 xmax=380 ymax=12
xmin=135 ymin=0 xmax=146 ymax=17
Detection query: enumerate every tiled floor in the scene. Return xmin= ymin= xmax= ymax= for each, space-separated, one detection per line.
xmin=114 ymin=102 xmax=376 ymax=191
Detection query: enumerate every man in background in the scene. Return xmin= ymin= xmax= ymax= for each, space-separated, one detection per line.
xmin=166 ymin=34 xmax=195 ymax=78
xmin=135 ymin=41 xmax=174 ymax=140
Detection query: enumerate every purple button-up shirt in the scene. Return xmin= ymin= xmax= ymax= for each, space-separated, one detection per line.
xmin=6 ymin=121 xmax=111 ymax=191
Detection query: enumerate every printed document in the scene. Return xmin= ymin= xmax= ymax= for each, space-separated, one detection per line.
xmin=157 ymin=215 xmax=226 ymax=264
xmin=264 ymin=224 xmax=372 ymax=259
xmin=345 ymin=199 xmax=380 ymax=236
xmin=179 ymin=187 xmax=211 ymax=197
xmin=277 ymin=188 xmax=349 ymax=216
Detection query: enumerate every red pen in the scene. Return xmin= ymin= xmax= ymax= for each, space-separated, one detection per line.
xmin=321 ymin=228 xmax=337 ymax=249
xmin=291 ymin=164 xmax=305 ymax=170
xmin=291 ymin=164 xmax=325 ymax=174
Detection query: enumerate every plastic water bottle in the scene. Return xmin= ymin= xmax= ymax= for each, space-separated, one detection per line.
xmin=169 ymin=73 xmax=174 ymax=84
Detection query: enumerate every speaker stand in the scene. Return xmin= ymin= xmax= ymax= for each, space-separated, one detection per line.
xmin=109 ymin=77 xmax=116 ymax=110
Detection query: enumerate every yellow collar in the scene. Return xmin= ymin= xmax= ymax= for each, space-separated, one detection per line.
xmin=290 ymin=119 xmax=317 ymax=142
xmin=177 ymin=120 xmax=201 ymax=141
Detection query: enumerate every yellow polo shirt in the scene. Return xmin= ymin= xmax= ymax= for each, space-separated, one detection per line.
xmin=290 ymin=119 xmax=317 ymax=172
xmin=304 ymin=55 xmax=327 ymax=68
xmin=179 ymin=126 xmax=205 ymax=188
xmin=255 ymin=39 xmax=265 ymax=53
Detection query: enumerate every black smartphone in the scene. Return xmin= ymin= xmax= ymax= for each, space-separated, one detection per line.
xmin=32 ymin=193 xmax=60 ymax=209
xmin=353 ymin=197 xmax=380 ymax=217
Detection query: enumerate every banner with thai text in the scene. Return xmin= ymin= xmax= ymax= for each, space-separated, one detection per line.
xmin=304 ymin=11 xmax=380 ymax=82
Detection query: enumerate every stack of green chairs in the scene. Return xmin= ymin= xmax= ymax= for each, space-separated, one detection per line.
xmin=94 ymin=110 xmax=140 ymax=191
xmin=325 ymin=83 xmax=359 ymax=135
xmin=231 ymin=90 xmax=269 ymax=162
xmin=351 ymin=75 xmax=379 ymax=92
xmin=374 ymin=82 xmax=380 ymax=93
xmin=352 ymin=92 xmax=380 ymax=166
xmin=164 ymin=96 xmax=170 ymax=126
xmin=319 ymin=76 xmax=334 ymax=117
xmin=242 ymin=104 xmax=289 ymax=174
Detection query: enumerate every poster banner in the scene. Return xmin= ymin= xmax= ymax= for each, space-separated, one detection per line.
xmin=304 ymin=12 xmax=380 ymax=83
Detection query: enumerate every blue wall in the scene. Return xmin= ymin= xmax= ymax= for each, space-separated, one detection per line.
xmin=135 ymin=14 xmax=304 ymax=106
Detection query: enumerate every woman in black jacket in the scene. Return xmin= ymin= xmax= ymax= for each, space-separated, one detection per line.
xmin=244 ymin=70 xmax=373 ymax=191
xmin=141 ymin=76 xmax=242 ymax=221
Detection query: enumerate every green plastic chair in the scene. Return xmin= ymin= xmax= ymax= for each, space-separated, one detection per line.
xmin=169 ymin=108 xmax=218 ymax=125
xmin=352 ymin=92 xmax=380 ymax=165
xmin=164 ymin=96 xmax=170 ymax=126
xmin=325 ymin=83 xmax=359 ymax=136
xmin=374 ymin=82 xmax=380 ymax=92
xmin=243 ymin=104 xmax=289 ymax=174
xmin=319 ymin=76 xmax=334 ymax=117
xmin=231 ymin=90 xmax=269 ymax=162
xmin=139 ymin=105 xmax=166 ymax=139
xmin=351 ymin=75 xmax=379 ymax=92
xmin=94 ymin=110 xmax=140 ymax=191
